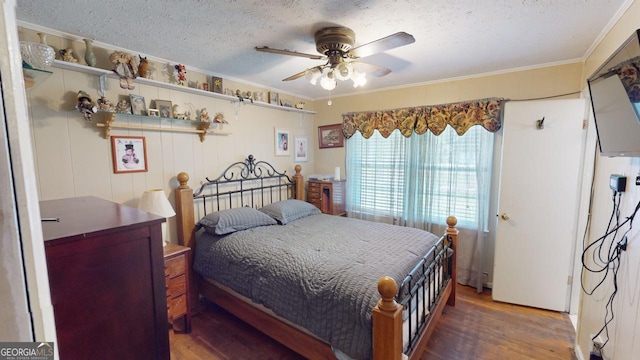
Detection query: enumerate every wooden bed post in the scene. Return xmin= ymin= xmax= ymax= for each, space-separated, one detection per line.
xmin=175 ymin=172 xmax=198 ymax=310
xmin=292 ymin=164 xmax=305 ymax=200
xmin=372 ymin=277 xmax=403 ymax=360
xmin=175 ymin=172 xmax=195 ymax=249
xmin=446 ymin=215 xmax=459 ymax=306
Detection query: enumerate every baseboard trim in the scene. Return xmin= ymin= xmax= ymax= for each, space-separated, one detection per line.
xmin=575 ymin=344 xmax=585 ymax=360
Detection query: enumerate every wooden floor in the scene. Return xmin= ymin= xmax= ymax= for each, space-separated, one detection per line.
xmin=169 ymin=285 xmax=576 ymax=360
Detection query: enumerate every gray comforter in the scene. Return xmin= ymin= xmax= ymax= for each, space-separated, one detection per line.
xmin=193 ymin=213 xmax=439 ymax=359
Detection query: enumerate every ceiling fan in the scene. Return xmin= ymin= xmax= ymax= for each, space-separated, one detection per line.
xmin=256 ymin=26 xmax=415 ymax=90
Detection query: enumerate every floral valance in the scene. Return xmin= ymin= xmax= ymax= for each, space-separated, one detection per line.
xmin=342 ymin=98 xmax=504 ymax=139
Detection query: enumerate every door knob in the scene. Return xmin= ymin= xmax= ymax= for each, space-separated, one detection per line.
xmin=500 ymin=213 xmax=510 ymax=220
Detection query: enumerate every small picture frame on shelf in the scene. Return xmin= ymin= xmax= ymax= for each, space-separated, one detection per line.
xmin=147 ymin=109 xmax=159 ymax=117
xmin=129 ymin=94 xmax=147 ymax=116
xmin=111 ymin=135 xmax=148 ymax=174
xmin=155 ymin=100 xmax=173 ymax=118
xmin=269 ymin=92 xmax=279 ymax=105
xmin=211 ymin=76 xmax=222 ymax=93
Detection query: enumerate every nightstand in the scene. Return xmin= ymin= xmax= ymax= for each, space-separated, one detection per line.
xmin=307 ymin=180 xmax=346 ymax=216
xmin=163 ymin=243 xmax=191 ymax=333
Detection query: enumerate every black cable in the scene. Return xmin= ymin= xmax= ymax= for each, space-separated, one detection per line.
xmin=581 ymin=196 xmax=640 ymax=359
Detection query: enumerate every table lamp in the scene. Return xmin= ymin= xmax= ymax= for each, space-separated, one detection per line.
xmin=138 ymin=189 xmax=176 ymax=246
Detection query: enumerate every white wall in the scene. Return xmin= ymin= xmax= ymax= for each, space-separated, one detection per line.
xmin=576 ymin=2 xmax=640 ymax=358
xmin=25 ymin=30 xmax=316 ymax=245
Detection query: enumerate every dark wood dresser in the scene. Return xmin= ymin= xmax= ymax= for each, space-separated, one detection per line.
xmin=307 ymin=180 xmax=346 ymax=216
xmin=40 ymin=196 xmax=170 ymax=360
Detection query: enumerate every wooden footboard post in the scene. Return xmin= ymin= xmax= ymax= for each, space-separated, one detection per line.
xmin=292 ymin=164 xmax=305 ymax=200
xmin=372 ymin=277 xmax=403 ymax=360
xmin=175 ymin=172 xmax=195 ymax=249
xmin=446 ymin=216 xmax=459 ymax=306
xmin=175 ymin=172 xmax=198 ymax=310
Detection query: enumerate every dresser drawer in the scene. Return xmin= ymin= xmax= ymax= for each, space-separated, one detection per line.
xmin=307 ymin=192 xmax=320 ymax=201
xmin=165 ymin=255 xmax=185 ymax=278
xmin=308 ymin=181 xmax=320 ymax=191
xmin=167 ymin=274 xmax=186 ymax=298
xmin=168 ymin=294 xmax=187 ymax=319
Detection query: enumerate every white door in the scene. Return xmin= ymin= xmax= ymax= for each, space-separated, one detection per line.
xmin=492 ymin=99 xmax=586 ymax=312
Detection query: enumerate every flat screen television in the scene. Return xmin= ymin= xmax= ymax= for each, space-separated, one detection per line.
xmin=587 ymin=29 xmax=640 ymax=157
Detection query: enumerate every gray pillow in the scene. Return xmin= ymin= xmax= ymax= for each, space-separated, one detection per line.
xmin=196 ymin=207 xmax=277 ymax=235
xmin=259 ymin=199 xmax=321 ymax=224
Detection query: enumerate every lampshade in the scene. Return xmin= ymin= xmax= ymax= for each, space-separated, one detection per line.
xmin=138 ymin=189 xmax=176 ymax=218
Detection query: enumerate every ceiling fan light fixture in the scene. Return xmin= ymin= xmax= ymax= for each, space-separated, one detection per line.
xmin=320 ymin=74 xmax=337 ymax=90
xmin=334 ymin=62 xmax=353 ymax=81
xmin=305 ymin=67 xmax=321 ymax=85
xmin=351 ymin=70 xmax=367 ymax=88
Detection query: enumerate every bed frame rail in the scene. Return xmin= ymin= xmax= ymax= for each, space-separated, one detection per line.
xmin=373 ymin=216 xmax=458 ymax=360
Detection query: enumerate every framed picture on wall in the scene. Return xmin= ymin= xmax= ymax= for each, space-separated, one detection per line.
xmin=318 ymin=123 xmax=344 ymax=149
xmin=111 ymin=136 xmax=148 ymax=173
xmin=275 ymin=128 xmax=290 ymax=156
xmin=294 ymin=136 xmax=308 ymax=162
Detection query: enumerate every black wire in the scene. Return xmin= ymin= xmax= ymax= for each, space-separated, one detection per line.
xmin=581 ymin=195 xmax=640 ymax=358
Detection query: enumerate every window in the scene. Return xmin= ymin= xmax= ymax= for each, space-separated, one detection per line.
xmin=346 ymin=126 xmax=493 ymax=230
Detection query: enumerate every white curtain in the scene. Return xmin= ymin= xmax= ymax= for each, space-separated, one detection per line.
xmin=345 ymin=126 xmax=494 ymax=292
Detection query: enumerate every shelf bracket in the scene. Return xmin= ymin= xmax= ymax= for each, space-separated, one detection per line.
xmin=101 ymin=113 xmax=116 ymax=138
xmin=99 ymin=74 xmax=108 ymax=96
xmin=197 ymin=122 xmax=211 ymax=142
xmin=234 ymin=101 xmax=240 ymax=121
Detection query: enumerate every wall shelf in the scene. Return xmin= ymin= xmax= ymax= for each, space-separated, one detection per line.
xmin=96 ymin=112 xmax=231 ymax=142
xmin=23 ymin=66 xmax=52 ymax=92
xmin=51 ymin=60 xmax=316 ymax=115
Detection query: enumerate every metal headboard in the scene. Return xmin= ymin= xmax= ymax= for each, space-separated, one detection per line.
xmin=193 ymin=155 xmax=296 ymax=214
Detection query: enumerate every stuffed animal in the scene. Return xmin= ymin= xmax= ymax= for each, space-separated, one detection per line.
xmin=175 ymin=64 xmax=187 ymax=86
xmin=110 ymin=51 xmax=138 ymax=90
xmin=138 ymin=55 xmax=151 ymax=78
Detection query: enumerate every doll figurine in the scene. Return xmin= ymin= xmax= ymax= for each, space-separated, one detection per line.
xmin=115 ymin=99 xmax=132 ymax=114
xmin=200 ymin=108 xmax=210 ymax=122
xmin=110 ymin=51 xmax=138 ymax=90
xmin=97 ymin=96 xmax=115 ymax=112
xmin=175 ymin=64 xmax=186 ymax=86
xmin=75 ymin=90 xmax=97 ymax=121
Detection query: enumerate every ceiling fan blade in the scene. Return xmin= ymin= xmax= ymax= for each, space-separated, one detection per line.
xmin=347 ymin=32 xmax=415 ymax=59
xmin=352 ymin=62 xmax=391 ymax=77
xmin=282 ymin=69 xmax=308 ymax=81
xmin=255 ymin=46 xmax=325 ymax=60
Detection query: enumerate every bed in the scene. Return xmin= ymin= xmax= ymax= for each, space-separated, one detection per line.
xmin=173 ymin=155 xmax=458 ymax=360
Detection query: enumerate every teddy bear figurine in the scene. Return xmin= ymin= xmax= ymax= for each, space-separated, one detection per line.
xmin=110 ymin=51 xmax=138 ymax=90
xmin=59 ymin=48 xmax=78 ymax=63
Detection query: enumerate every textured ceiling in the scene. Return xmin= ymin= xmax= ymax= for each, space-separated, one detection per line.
xmin=16 ymin=0 xmax=629 ymax=100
